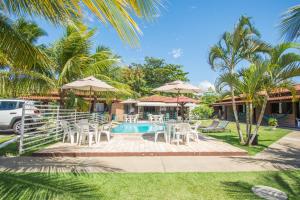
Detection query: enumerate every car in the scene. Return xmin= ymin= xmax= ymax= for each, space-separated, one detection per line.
xmin=0 ymin=99 xmax=41 ymax=134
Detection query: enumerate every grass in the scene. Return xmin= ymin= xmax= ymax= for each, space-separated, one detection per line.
xmin=0 ymin=135 xmax=15 ymax=144
xmin=0 ymin=170 xmax=299 ymax=199
xmin=200 ymin=120 xmax=292 ymax=155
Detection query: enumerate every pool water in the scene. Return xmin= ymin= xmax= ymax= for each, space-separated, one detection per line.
xmin=112 ymin=123 xmax=164 ymax=134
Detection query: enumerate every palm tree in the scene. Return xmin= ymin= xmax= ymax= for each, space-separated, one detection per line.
xmin=0 ymin=18 xmax=52 ymax=97
xmin=0 ymin=0 xmax=162 ymax=69
xmin=216 ymin=62 xmax=268 ymax=143
xmin=208 ymin=16 xmax=270 ymax=143
xmin=248 ymin=43 xmax=300 ymax=144
xmin=280 ymin=4 xmax=300 ymax=41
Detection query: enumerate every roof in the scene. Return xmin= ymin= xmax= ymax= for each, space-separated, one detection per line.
xmin=213 ymin=84 xmax=300 ymax=106
xmin=138 ymin=95 xmax=198 ymax=103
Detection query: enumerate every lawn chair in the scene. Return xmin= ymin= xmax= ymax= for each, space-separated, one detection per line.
xmin=199 ymin=120 xmax=219 ymax=130
xmin=201 ymin=120 xmax=229 ymax=133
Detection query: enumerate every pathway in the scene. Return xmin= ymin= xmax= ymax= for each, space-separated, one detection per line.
xmin=0 ymin=131 xmax=299 ymax=173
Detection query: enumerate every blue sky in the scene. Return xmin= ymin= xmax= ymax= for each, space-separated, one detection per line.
xmin=34 ymin=0 xmax=299 ymax=89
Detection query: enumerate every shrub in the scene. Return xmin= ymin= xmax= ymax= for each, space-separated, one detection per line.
xmin=191 ymin=104 xmax=214 ymax=119
xmin=268 ymin=117 xmax=278 ymax=127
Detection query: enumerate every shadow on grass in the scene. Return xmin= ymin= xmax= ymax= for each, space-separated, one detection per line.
xmin=0 ymin=172 xmax=102 ymax=200
xmin=222 ymin=171 xmax=300 ymax=200
xmin=233 ymin=144 xmax=300 ymax=169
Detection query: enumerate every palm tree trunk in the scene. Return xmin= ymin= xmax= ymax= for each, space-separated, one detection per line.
xmin=249 ymin=102 xmax=253 ymax=139
xmin=231 ymin=86 xmax=245 ymax=144
xmin=249 ymin=95 xmax=268 ymax=145
xmin=59 ymin=89 xmax=65 ymax=108
xmin=245 ymin=102 xmax=250 ymax=139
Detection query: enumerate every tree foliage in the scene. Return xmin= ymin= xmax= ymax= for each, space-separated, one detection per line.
xmin=124 ymin=57 xmax=189 ymax=96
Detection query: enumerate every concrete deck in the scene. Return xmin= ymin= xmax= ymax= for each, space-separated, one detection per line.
xmin=0 ymin=131 xmax=299 ymax=172
xmin=33 ymin=134 xmax=247 ymax=157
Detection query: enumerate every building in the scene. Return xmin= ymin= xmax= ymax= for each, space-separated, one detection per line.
xmin=212 ymin=84 xmax=300 ymax=128
xmin=119 ymin=95 xmax=198 ymax=121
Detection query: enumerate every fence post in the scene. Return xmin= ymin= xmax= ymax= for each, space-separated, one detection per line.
xmin=75 ymin=109 xmax=77 ymax=124
xmin=19 ymin=103 xmax=26 ymax=155
xmin=56 ymin=105 xmax=60 ymax=141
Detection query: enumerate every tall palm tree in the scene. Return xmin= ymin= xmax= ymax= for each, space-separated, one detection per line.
xmin=0 ymin=0 xmax=162 ymax=69
xmin=208 ymin=16 xmax=270 ymax=143
xmin=248 ymin=43 xmax=300 ymax=144
xmin=280 ymin=4 xmax=300 ymax=41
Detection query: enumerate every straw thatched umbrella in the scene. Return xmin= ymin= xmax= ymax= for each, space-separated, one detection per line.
xmin=62 ymin=76 xmax=117 ymax=112
xmin=153 ymin=80 xmax=201 ymax=118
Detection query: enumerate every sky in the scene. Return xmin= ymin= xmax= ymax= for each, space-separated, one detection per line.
xmin=33 ymin=0 xmax=299 ymax=90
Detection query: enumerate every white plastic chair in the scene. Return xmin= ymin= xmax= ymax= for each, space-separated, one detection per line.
xmin=77 ymin=123 xmax=96 ymax=146
xmin=98 ymin=123 xmax=111 ymax=142
xmin=154 ymin=124 xmax=168 ymax=143
xmin=60 ymin=120 xmax=76 ymax=144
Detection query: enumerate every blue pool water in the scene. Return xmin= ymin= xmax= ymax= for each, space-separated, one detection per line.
xmin=112 ymin=123 xmax=164 ymax=134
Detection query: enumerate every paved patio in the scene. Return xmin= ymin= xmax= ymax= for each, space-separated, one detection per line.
xmin=33 ymin=134 xmax=247 ymax=157
xmin=1 ymin=131 xmax=299 ymax=172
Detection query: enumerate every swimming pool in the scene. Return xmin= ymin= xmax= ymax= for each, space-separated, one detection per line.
xmin=112 ymin=123 xmax=164 ymax=134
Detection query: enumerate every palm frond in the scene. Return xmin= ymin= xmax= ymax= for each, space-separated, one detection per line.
xmin=0 ymin=14 xmax=52 ymax=69
xmin=2 ymin=0 xmax=162 ymax=46
xmin=280 ymin=4 xmax=300 ymax=41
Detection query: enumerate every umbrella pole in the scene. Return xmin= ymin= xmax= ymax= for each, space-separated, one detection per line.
xmin=89 ymin=87 xmax=92 ymax=113
xmin=176 ymin=90 xmax=180 ymax=119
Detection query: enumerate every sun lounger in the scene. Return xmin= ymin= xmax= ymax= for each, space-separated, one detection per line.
xmin=201 ymin=120 xmax=230 ymax=133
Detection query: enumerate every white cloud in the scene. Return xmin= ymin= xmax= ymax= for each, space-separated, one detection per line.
xmin=198 ymin=80 xmax=215 ymax=92
xmin=170 ymin=48 xmax=183 ymax=59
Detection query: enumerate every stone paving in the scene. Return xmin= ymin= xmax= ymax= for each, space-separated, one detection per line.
xmin=33 ymin=134 xmax=247 ymax=156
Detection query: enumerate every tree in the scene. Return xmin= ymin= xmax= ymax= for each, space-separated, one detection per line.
xmin=248 ymin=43 xmax=300 ymax=145
xmin=0 ymin=0 xmax=162 ymax=70
xmin=201 ymin=90 xmax=219 ymax=105
xmin=208 ymin=16 xmax=270 ymax=144
xmin=122 ymin=66 xmax=147 ymax=97
xmin=280 ymin=4 xmax=300 ymax=41
xmin=216 ymin=62 xmax=268 ymax=143
xmin=126 ymin=57 xmax=189 ymax=95
xmin=191 ymin=104 xmax=214 ymax=120
xmin=216 ymin=43 xmax=300 ymax=145
xmin=0 ymin=18 xmax=52 ymax=97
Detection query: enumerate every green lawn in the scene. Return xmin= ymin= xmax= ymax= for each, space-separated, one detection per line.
xmin=0 ymin=135 xmax=15 ymax=144
xmin=0 ymin=135 xmax=17 ymax=157
xmin=0 ymin=170 xmax=299 ymax=200
xmin=200 ymin=120 xmax=292 ymax=155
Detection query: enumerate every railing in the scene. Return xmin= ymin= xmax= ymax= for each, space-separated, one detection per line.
xmin=18 ymin=104 xmax=108 ymax=154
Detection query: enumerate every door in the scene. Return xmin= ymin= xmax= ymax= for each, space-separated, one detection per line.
xmin=0 ymin=101 xmax=19 ymax=126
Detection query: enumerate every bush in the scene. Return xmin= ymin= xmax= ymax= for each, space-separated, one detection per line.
xmin=268 ymin=117 xmax=278 ymax=127
xmin=191 ymin=104 xmax=214 ymax=119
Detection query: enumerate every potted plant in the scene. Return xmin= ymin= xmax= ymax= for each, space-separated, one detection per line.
xmin=268 ymin=117 xmax=278 ymax=130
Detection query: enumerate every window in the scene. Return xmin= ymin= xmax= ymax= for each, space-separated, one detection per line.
xmin=282 ymin=102 xmax=292 ymax=114
xmin=0 ymin=101 xmax=18 ymax=110
xmin=271 ymin=103 xmax=279 ymax=114
xmin=238 ymin=105 xmax=245 ymax=113
xmin=271 ymin=102 xmax=292 ymax=114
xmin=18 ymin=102 xmax=24 ymax=108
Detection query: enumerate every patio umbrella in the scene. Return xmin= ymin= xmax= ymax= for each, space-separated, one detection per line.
xmin=62 ymin=76 xmax=117 ymax=112
xmin=153 ymin=80 xmax=201 ymax=118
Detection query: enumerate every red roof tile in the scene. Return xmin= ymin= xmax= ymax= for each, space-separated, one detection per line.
xmin=139 ymin=95 xmax=198 ymax=103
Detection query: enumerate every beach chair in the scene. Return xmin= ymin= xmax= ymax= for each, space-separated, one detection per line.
xmin=201 ymin=120 xmax=229 ymax=133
